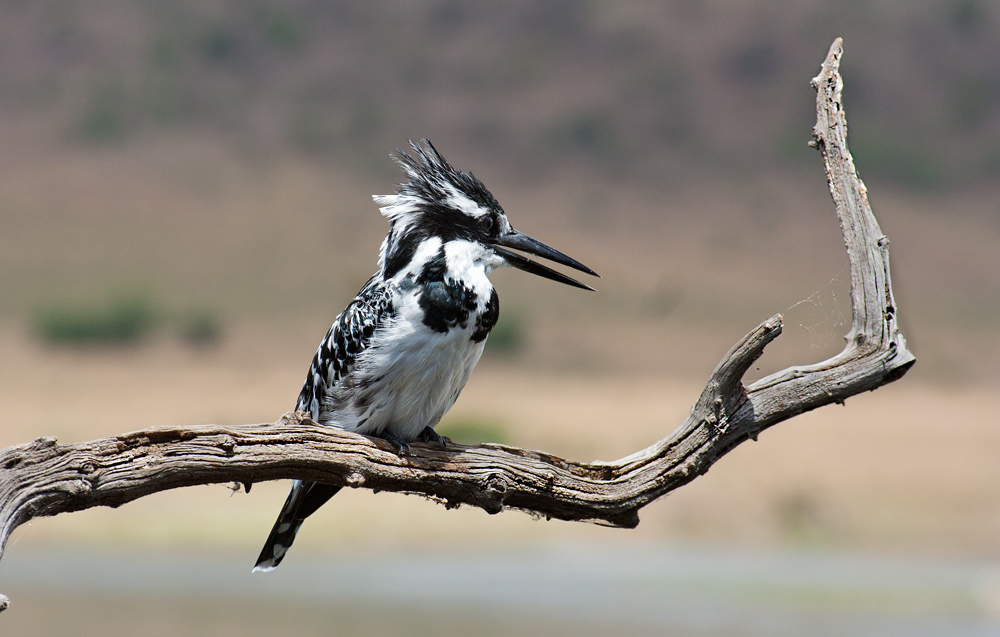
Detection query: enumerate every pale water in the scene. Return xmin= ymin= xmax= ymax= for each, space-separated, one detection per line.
xmin=2 ymin=544 xmax=999 ymax=636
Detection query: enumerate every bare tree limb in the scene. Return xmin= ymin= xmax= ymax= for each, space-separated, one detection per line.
xmin=0 ymin=39 xmax=913 ymax=610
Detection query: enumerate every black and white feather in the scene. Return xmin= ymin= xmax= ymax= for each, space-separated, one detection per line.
xmin=254 ymin=140 xmax=597 ymax=571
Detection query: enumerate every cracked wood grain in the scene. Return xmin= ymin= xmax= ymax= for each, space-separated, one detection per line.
xmin=0 ymin=39 xmax=914 ymax=611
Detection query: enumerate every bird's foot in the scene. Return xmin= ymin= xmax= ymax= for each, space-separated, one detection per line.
xmin=369 ymin=431 xmax=411 ymax=456
xmin=416 ymin=426 xmax=451 ymax=449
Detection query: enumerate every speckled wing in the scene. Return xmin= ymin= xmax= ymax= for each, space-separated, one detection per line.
xmin=255 ymin=276 xmax=394 ymax=572
xmin=295 ymin=275 xmax=394 ymax=422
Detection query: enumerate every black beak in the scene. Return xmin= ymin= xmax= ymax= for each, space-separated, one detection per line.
xmin=492 ymin=229 xmax=600 ymax=291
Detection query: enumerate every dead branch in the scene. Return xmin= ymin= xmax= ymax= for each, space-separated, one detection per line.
xmin=0 ymin=39 xmax=913 ymax=611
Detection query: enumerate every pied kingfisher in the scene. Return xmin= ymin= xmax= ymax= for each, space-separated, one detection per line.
xmin=254 ymin=140 xmax=598 ymax=571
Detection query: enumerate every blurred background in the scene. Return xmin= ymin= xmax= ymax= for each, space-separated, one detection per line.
xmin=1 ymin=0 xmax=1000 ymax=634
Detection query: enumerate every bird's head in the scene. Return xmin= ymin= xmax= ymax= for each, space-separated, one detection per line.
xmin=374 ymin=139 xmax=599 ymax=289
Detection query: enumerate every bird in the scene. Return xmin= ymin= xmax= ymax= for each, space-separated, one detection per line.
xmin=253 ymin=139 xmax=598 ymax=571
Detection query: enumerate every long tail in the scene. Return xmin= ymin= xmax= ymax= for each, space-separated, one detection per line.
xmin=253 ymin=480 xmax=342 ymax=572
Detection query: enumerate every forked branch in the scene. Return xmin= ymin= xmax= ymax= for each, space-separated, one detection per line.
xmin=0 ymin=39 xmax=914 ymax=612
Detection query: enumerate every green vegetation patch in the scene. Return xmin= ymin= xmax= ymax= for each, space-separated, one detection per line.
xmin=483 ymin=312 xmax=524 ymax=354
xmin=33 ymin=293 xmax=158 ymax=345
xmin=850 ymin=133 xmax=949 ymax=190
xmin=77 ymin=80 xmax=130 ymax=143
xmin=31 ymin=292 xmax=224 ymax=347
xmin=263 ymin=10 xmax=307 ymax=50
xmin=437 ymin=418 xmax=509 ymax=445
xmin=177 ymin=309 xmax=223 ymax=346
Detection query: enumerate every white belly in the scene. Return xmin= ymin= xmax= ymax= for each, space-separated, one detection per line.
xmin=320 ymin=289 xmax=488 ymax=440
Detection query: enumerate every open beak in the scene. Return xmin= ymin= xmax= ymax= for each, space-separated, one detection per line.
xmin=492 ymin=229 xmax=600 ymax=291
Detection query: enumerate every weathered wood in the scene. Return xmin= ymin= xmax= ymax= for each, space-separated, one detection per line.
xmin=0 ymin=39 xmax=913 ymax=610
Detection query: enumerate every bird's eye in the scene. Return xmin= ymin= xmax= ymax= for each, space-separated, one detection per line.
xmin=481 ymin=216 xmax=494 ymax=233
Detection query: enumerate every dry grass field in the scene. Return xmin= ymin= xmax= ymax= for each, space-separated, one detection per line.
xmin=0 ymin=124 xmax=998 ymax=562
xmin=2 ymin=313 xmax=999 ymax=561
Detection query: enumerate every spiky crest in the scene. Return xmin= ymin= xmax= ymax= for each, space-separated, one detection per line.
xmin=373 ymin=140 xmax=507 ymax=278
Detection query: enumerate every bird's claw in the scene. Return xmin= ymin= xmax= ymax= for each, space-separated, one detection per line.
xmin=417 ymin=426 xmax=451 ymax=449
xmin=369 ymin=427 xmax=449 ymax=455
xmin=370 ymin=431 xmax=411 ymax=456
